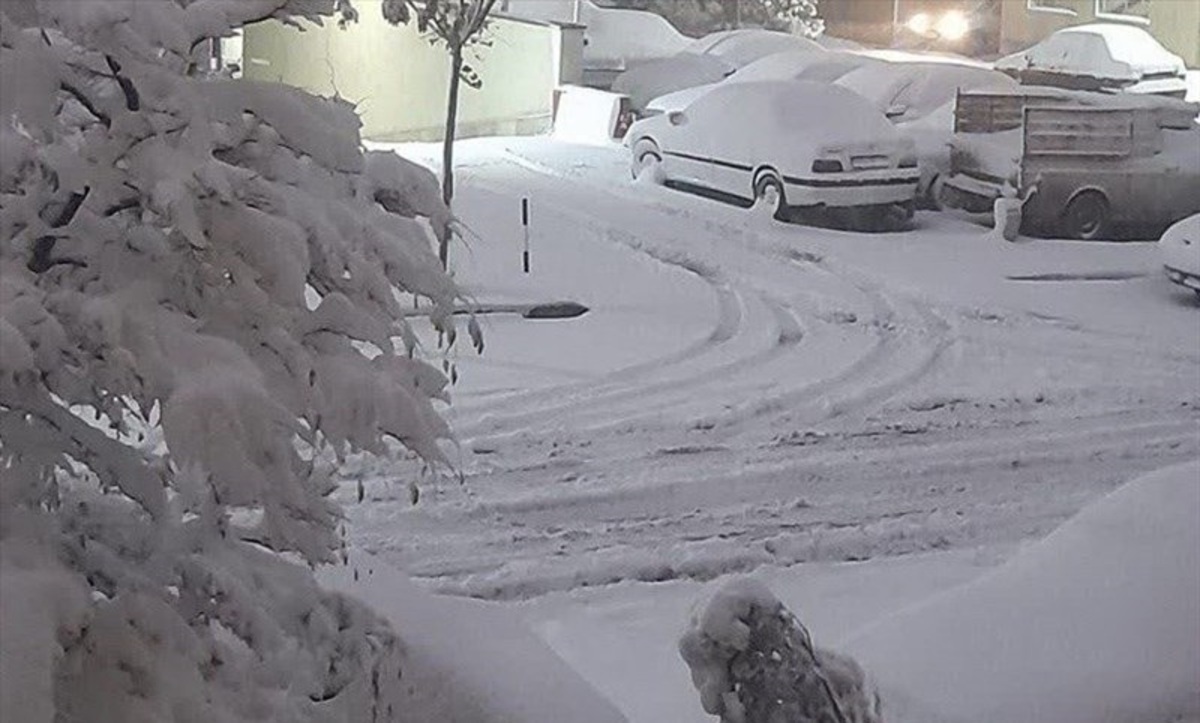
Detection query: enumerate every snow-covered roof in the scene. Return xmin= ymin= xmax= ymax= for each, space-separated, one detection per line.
xmin=683 ymin=80 xmax=899 ymax=148
xmin=995 ymin=22 xmax=1185 ymax=83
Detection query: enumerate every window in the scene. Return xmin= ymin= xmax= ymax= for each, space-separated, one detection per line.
xmin=1095 ymin=0 xmax=1151 ymax=21
xmin=1026 ymin=0 xmax=1078 ymax=14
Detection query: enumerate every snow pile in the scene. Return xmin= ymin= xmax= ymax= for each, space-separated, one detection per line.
xmin=0 ymin=1 xmax=470 ymax=720
xmin=843 ymin=460 xmax=1200 ymax=723
xmin=679 ymin=577 xmax=881 ymax=723
xmin=320 ymin=549 xmax=630 ymax=723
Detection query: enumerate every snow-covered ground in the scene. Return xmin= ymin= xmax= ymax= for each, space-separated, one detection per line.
xmin=345 ymin=137 xmax=1199 ymax=721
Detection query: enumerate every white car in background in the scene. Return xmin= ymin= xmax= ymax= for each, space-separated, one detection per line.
xmin=1160 ymin=214 xmax=1200 ymax=298
xmin=626 ymin=80 xmax=920 ymax=221
xmin=995 ymin=23 xmax=1188 ymax=97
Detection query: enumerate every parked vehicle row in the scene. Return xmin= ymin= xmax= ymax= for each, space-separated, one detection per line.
xmin=619 ymin=22 xmax=1199 ymax=240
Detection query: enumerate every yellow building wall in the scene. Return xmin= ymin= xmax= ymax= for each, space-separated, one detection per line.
xmin=242 ymin=1 xmax=565 ymax=142
xmin=1000 ymin=0 xmax=1199 ymax=67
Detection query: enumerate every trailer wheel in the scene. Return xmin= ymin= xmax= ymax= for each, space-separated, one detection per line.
xmin=1062 ymin=191 xmax=1111 ymax=240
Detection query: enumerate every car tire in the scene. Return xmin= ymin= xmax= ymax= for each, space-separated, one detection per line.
xmin=1062 ymin=191 xmax=1111 ymax=240
xmin=753 ymin=172 xmax=786 ymax=220
xmin=631 ymin=139 xmax=662 ymax=181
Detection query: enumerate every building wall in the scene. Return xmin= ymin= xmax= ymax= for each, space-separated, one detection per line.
xmin=242 ymin=1 xmax=580 ymax=142
xmin=1000 ymin=0 xmax=1200 ymax=66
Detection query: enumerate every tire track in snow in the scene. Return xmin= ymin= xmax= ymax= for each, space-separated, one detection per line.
xmin=454 ymin=159 xmax=950 ymax=441
xmin=346 ymin=143 xmax=1200 ymax=602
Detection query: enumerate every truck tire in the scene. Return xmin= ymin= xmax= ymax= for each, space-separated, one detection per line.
xmin=1062 ymin=191 xmax=1111 ymax=240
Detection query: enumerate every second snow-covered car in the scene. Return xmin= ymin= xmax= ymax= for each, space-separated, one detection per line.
xmin=626 ymin=80 xmax=920 ymax=221
xmin=1160 ymin=214 xmax=1200 ymax=298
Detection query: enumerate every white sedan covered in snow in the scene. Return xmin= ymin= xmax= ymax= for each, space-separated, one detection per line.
xmin=995 ymin=23 xmax=1188 ymax=97
xmin=626 ymin=80 xmax=920 ymax=219
xmin=1160 ymin=214 xmax=1200 ymax=298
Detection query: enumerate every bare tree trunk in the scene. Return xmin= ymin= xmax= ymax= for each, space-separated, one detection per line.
xmin=440 ymin=45 xmax=464 ymax=270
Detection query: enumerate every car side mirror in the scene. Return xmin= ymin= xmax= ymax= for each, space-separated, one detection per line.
xmin=668 ymin=111 xmax=687 ymax=127
xmin=885 ymin=104 xmax=908 ymax=120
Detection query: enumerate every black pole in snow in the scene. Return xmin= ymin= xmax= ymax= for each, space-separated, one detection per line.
xmin=521 ymin=197 xmax=531 ymax=273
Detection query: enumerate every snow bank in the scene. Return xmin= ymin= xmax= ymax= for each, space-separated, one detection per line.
xmin=318 ymin=550 xmax=629 ymax=723
xmin=842 ymin=460 xmax=1200 ymax=723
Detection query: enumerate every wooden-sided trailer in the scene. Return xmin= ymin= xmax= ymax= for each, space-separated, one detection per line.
xmin=1018 ymin=104 xmax=1200 ymax=240
xmin=941 ymin=88 xmax=1200 ymax=239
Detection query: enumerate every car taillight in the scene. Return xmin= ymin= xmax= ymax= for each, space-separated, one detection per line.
xmin=811 ymin=159 xmax=843 ymax=173
xmin=899 ymin=155 xmax=918 ymax=169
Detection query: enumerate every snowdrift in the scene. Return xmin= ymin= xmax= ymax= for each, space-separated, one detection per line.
xmin=842 ymin=460 xmax=1200 ymax=723
xmin=318 ymin=550 xmax=629 ymax=723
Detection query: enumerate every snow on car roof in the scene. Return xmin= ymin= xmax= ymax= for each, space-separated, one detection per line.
xmin=858 ymin=48 xmax=990 ymax=68
xmin=837 ymin=62 xmax=1015 ymax=120
xmin=996 ymin=22 xmax=1185 ymax=81
xmin=685 ymin=79 xmax=898 ymax=143
xmin=686 ymin=29 xmax=823 ymax=68
xmin=729 ymin=49 xmax=877 ymax=84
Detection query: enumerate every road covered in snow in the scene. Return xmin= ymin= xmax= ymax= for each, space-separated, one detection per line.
xmin=345 ymin=137 xmax=1198 ymax=720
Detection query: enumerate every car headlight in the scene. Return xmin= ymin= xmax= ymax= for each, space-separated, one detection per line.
xmin=907 ymin=12 xmax=933 ymax=35
xmin=936 ymin=10 xmax=970 ymax=42
xmin=812 ymin=159 xmax=844 ymax=173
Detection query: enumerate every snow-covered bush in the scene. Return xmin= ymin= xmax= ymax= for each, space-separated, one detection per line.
xmin=680 ymin=577 xmax=881 ymax=723
xmin=0 ymin=1 xmax=473 ymax=719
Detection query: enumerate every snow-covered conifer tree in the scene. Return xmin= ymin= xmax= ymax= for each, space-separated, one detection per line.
xmin=0 ymin=1 xmax=475 ymax=719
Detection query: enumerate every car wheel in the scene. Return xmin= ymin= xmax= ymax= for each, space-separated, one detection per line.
xmin=753 ymin=172 xmax=786 ymax=220
xmin=631 ymin=139 xmax=662 ymax=181
xmin=1062 ymin=191 xmax=1111 ymax=240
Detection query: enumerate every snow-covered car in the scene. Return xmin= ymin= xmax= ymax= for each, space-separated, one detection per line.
xmin=1160 ymin=214 xmax=1200 ymax=297
xmin=831 ymin=58 xmax=1015 ymax=207
xmin=614 ymin=29 xmax=823 ymax=114
xmin=626 ymin=80 xmax=920 ymax=220
xmin=835 ymin=57 xmax=1016 ymax=124
xmin=643 ymin=50 xmax=880 ymax=117
xmin=995 ymin=23 xmax=1188 ymax=97
xmin=684 ymin=28 xmax=823 ymax=68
